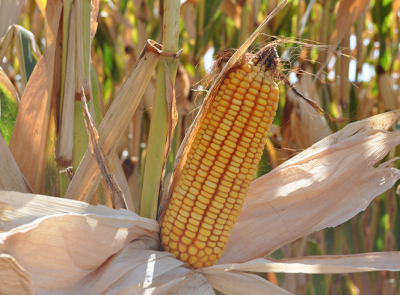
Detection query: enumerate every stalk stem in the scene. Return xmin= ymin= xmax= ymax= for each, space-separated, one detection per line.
xmin=140 ymin=0 xmax=180 ymax=219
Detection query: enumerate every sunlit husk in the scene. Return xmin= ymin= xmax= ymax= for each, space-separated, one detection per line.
xmin=219 ymin=110 xmax=400 ymax=264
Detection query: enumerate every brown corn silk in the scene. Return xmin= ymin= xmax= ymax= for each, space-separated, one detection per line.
xmin=161 ymin=45 xmax=280 ymax=268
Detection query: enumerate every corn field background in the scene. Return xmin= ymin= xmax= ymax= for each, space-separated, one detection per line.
xmin=1 ymin=0 xmax=400 ymax=294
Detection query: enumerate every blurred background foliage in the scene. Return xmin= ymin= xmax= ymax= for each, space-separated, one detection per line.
xmin=1 ymin=0 xmax=400 ymax=294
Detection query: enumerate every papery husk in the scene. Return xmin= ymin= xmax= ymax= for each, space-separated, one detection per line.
xmin=64 ymin=40 xmax=162 ymax=203
xmin=0 ymin=191 xmax=215 ymax=294
xmin=219 ymin=110 xmax=400 ymax=264
xmin=159 ymin=0 xmax=288 ymax=222
xmin=8 ymin=42 xmax=59 ymax=193
xmin=203 ymin=271 xmax=291 ymax=295
xmin=0 ymin=135 xmax=32 ymax=193
xmin=205 ymin=253 xmax=400 ymax=274
xmin=0 ymin=0 xmax=27 ymax=38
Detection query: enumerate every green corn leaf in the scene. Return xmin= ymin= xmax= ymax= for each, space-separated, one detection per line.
xmin=0 ymin=25 xmax=40 ymax=88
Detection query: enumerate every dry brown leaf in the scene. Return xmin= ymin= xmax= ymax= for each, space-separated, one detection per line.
xmin=219 ymin=111 xmax=400 ymax=264
xmin=64 ymin=40 xmax=162 ymax=203
xmin=282 ymin=64 xmax=332 ymax=150
xmin=182 ymin=3 xmax=197 ymax=40
xmin=330 ymin=0 xmax=369 ymax=46
xmin=203 ymin=271 xmax=291 ymax=295
xmin=0 ymin=134 xmax=32 ymax=192
xmin=0 ymin=254 xmax=35 ymax=295
xmin=378 ymin=70 xmax=399 ymax=111
xmin=81 ymin=93 xmax=127 ymax=210
xmin=0 ymin=0 xmax=27 ymax=38
xmin=0 ymin=192 xmax=216 ymax=294
xmin=90 ymin=0 xmax=100 ymax=42
xmin=222 ymin=0 xmax=241 ymax=28
xmin=157 ymin=62 xmax=179 ymax=215
xmin=9 ymin=43 xmax=58 ymax=193
xmin=207 ymin=253 xmax=400 ymax=274
xmin=110 ymin=151 xmax=135 ymax=212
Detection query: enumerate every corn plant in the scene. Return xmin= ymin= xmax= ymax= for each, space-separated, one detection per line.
xmin=1 ymin=0 xmax=400 ymax=294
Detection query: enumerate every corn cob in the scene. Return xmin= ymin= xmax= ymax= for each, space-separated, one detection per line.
xmin=161 ymin=46 xmax=279 ymax=268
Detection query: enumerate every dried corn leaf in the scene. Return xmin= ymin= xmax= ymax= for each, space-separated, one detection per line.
xmin=330 ymin=0 xmax=369 ymax=46
xmin=378 ymin=70 xmax=399 ymax=111
xmin=207 ymin=252 xmax=400 ymax=274
xmin=157 ymin=62 xmax=178 ymax=214
xmin=219 ymin=111 xmax=400 ymax=264
xmin=81 ymin=94 xmax=127 ymax=210
xmin=0 ymin=135 xmax=32 ymax=193
xmin=8 ymin=43 xmax=59 ymax=193
xmin=0 ymin=254 xmax=35 ymax=295
xmin=90 ymin=0 xmax=99 ymax=42
xmin=111 ymin=151 xmax=135 ymax=212
xmin=0 ymin=191 xmax=215 ymax=294
xmin=282 ymin=65 xmax=332 ymax=150
xmin=0 ymin=0 xmax=27 ymax=38
xmin=203 ymin=271 xmax=291 ymax=295
xmin=65 ymin=40 xmax=162 ymax=202
xmin=221 ymin=0 xmax=241 ymax=28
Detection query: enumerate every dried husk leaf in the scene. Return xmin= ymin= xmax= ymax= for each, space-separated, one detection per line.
xmin=206 ymin=253 xmax=400 ymax=274
xmin=330 ymin=0 xmax=369 ymax=46
xmin=219 ymin=111 xmax=400 ymax=264
xmin=64 ymin=40 xmax=162 ymax=203
xmin=221 ymin=0 xmax=241 ymax=28
xmin=0 ymin=254 xmax=34 ymax=295
xmin=157 ymin=62 xmax=179 ymax=214
xmin=111 ymin=151 xmax=135 ymax=212
xmin=0 ymin=192 xmax=159 ymax=293
xmin=0 ymin=135 xmax=32 ymax=193
xmin=203 ymin=271 xmax=291 ymax=295
xmin=282 ymin=64 xmax=332 ymax=150
xmin=81 ymin=93 xmax=127 ymax=210
xmin=8 ymin=42 xmax=59 ymax=193
xmin=0 ymin=0 xmax=27 ymax=38
xmin=378 ymin=70 xmax=399 ymax=111
xmin=0 ymin=192 xmax=215 ymax=294
xmin=166 ymin=271 xmax=214 ymax=295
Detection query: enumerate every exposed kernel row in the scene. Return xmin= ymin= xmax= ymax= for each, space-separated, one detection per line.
xmin=161 ymin=59 xmax=279 ymax=268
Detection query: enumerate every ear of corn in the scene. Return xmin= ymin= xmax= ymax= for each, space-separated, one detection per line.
xmin=161 ymin=50 xmax=279 ymax=268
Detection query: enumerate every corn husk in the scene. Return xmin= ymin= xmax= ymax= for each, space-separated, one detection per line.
xmin=0 ymin=134 xmax=32 ymax=192
xmin=2 ymin=110 xmax=400 ymax=294
xmin=8 ymin=42 xmax=57 ymax=193
xmin=219 ymin=110 xmax=400 ymax=264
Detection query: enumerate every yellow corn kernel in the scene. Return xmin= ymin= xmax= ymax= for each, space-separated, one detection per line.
xmin=161 ymin=51 xmax=279 ymax=269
